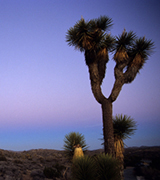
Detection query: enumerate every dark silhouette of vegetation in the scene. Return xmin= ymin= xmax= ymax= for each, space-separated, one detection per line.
xmin=66 ymin=16 xmax=154 ymax=155
xmin=71 ymin=154 xmax=120 ymax=180
xmin=71 ymin=156 xmax=96 ymax=180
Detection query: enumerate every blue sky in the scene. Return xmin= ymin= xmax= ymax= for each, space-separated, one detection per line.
xmin=0 ymin=0 xmax=160 ymax=151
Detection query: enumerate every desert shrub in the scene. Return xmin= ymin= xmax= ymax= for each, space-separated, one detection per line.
xmin=37 ymin=155 xmax=45 ymax=163
xmin=71 ymin=156 xmax=96 ymax=180
xmin=0 ymin=153 xmax=7 ymax=161
xmin=43 ymin=167 xmax=59 ymax=178
xmin=25 ymin=153 xmax=32 ymax=160
xmin=43 ymin=163 xmax=65 ymax=178
xmin=14 ymin=159 xmax=22 ymax=164
xmin=54 ymin=163 xmax=65 ymax=172
xmin=45 ymin=155 xmax=57 ymax=162
xmin=95 ymin=153 xmax=121 ymax=180
xmin=63 ymin=132 xmax=88 ymax=158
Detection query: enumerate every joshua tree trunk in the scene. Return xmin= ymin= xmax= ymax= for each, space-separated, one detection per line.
xmin=88 ymin=63 xmax=115 ymax=155
xmin=102 ymin=99 xmax=115 ymax=155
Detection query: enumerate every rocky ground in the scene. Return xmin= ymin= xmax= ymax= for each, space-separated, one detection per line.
xmin=0 ymin=149 xmax=68 ymax=180
xmin=0 ymin=149 xmax=104 ymax=180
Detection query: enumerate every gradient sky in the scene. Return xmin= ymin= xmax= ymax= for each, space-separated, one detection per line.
xmin=0 ymin=0 xmax=160 ymax=151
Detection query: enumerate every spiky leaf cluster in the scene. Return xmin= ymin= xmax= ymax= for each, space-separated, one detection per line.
xmin=66 ymin=16 xmax=114 ymax=54
xmin=131 ymin=37 xmax=154 ymax=59
xmin=71 ymin=154 xmax=120 ymax=180
xmin=89 ymin=16 xmax=113 ymax=31
xmin=127 ymin=37 xmax=154 ymax=70
xmin=95 ymin=153 xmax=121 ymax=180
xmin=114 ymin=30 xmax=136 ymax=52
xmin=114 ymin=30 xmax=154 ymax=67
xmin=113 ymin=114 xmax=137 ymax=140
xmin=72 ymin=156 xmax=96 ymax=180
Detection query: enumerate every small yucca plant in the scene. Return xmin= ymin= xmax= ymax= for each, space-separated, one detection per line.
xmin=71 ymin=156 xmax=96 ymax=180
xmin=95 ymin=153 xmax=121 ymax=180
xmin=63 ymin=132 xmax=88 ymax=158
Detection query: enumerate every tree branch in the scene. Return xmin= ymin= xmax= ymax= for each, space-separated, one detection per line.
xmin=124 ymin=66 xmax=139 ymax=83
xmin=88 ymin=63 xmax=106 ymax=104
xmin=98 ymin=57 xmax=108 ymax=85
xmin=109 ymin=63 xmax=126 ymax=102
xmin=109 ymin=79 xmax=124 ymax=102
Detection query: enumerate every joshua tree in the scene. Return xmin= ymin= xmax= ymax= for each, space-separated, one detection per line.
xmin=66 ymin=16 xmax=154 ymax=155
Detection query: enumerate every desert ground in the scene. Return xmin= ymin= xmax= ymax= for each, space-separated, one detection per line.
xmin=0 ymin=146 xmax=159 ymax=180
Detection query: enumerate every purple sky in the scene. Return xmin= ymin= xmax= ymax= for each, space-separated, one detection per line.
xmin=0 ymin=0 xmax=160 ymax=151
